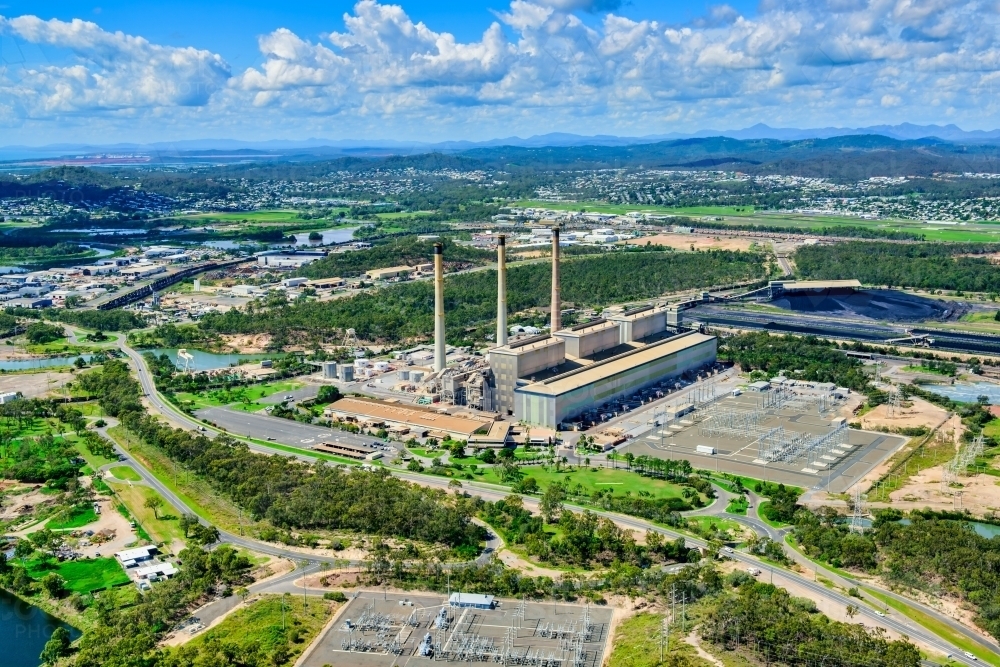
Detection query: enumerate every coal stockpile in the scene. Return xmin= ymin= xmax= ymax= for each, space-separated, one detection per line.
xmin=771 ymin=289 xmax=957 ymax=322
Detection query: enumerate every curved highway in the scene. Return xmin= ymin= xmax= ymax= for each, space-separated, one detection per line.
xmin=112 ymin=338 xmax=994 ymax=665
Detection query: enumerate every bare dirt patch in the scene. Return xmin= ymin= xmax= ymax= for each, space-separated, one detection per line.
xmin=859 ymin=397 xmax=950 ymax=432
xmin=627 ymin=233 xmax=758 ymax=252
xmin=219 ymin=333 xmax=273 ymax=353
xmin=0 ymin=372 xmax=76 ymax=398
xmin=886 ymin=465 xmax=1000 ymax=515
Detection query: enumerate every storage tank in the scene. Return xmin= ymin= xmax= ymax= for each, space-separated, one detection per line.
xmin=374 ymin=361 xmax=390 ymax=372
xmin=354 ymin=358 xmax=370 ymax=369
xmin=322 ymin=361 xmax=338 ymax=379
xmin=339 ymin=365 xmax=355 ymax=382
xmin=411 ymin=371 xmax=424 ymax=383
xmin=399 ymin=370 xmax=411 ymax=381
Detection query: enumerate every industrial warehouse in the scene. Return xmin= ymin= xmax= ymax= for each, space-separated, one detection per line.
xmin=323 ymin=396 xmax=506 ymax=442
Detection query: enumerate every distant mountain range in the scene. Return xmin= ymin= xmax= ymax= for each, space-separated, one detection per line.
xmin=6 ymin=123 xmax=1000 ymax=162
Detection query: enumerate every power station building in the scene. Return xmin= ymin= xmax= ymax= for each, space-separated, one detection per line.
xmin=425 ymin=229 xmax=718 ymax=431
xmin=503 ymin=331 xmax=717 ymax=429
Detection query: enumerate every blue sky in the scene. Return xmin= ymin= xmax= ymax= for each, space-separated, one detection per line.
xmin=1 ymin=0 xmax=998 ymax=145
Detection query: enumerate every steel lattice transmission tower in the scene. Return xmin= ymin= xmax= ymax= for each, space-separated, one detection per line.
xmin=850 ymin=485 xmax=866 ymax=533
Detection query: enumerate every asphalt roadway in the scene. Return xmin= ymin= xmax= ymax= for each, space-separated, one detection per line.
xmin=112 ymin=340 xmax=996 ymax=665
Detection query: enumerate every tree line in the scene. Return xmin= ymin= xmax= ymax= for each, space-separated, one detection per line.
xmin=719 ymin=331 xmax=873 ymax=392
xmin=793 ymin=507 xmax=1000 ymax=641
xmin=73 ymin=359 xmax=483 ymax=550
xmin=295 ymin=236 xmax=494 ymax=279
xmin=197 ymin=249 xmax=767 ymax=346
xmin=6 ymin=306 xmax=146 ymax=332
xmin=794 ymin=241 xmax=1000 ymax=293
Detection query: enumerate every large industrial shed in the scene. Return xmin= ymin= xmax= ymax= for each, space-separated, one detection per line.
xmin=513 ymin=331 xmax=717 ymax=428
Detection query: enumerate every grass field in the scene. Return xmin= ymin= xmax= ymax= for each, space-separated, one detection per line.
xmin=901 ymin=365 xmax=954 ymax=376
xmin=48 ymin=504 xmax=99 ymax=530
xmin=108 ymin=465 xmax=142 ymax=481
xmin=478 ymin=465 xmax=689 ymax=499
xmin=177 ymin=594 xmax=338 ymax=666
xmin=175 ymin=380 xmax=302 ymax=411
xmin=687 ymin=515 xmax=744 ymax=538
xmin=108 ymin=482 xmax=186 ymax=545
xmin=182 ymin=210 xmax=307 ymax=222
xmin=23 ymin=336 xmax=114 ymax=356
xmin=725 ymin=496 xmax=749 ymax=515
xmin=27 ymin=557 xmax=129 ymax=594
xmin=374 ymin=210 xmax=435 ymax=219
xmin=703 ymin=473 xmax=803 ymax=498
xmin=71 ymin=437 xmax=117 ymax=471
xmin=605 ymin=609 xmax=713 ymax=667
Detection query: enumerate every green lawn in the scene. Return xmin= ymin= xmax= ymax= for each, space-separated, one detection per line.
xmin=108 ymin=465 xmax=142 ymax=482
xmin=27 ymin=557 xmax=129 ymax=594
xmin=175 ymin=380 xmax=303 ymax=411
xmin=375 ymin=210 xmax=435 ymax=219
xmin=900 ymin=365 xmax=954 ymax=376
xmin=726 ymin=496 xmax=749 ymax=515
xmin=478 ymin=464 xmax=689 ymax=499
xmin=108 ymin=425 xmax=263 ymax=534
xmin=687 ymin=515 xmax=743 ymax=537
xmin=71 ymin=437 xmax=117 ymax=471
xmin=182 ymin=210 xmax=311 ymax=223
xmin=48 ymin=505 xmax=99 ymax=530
xmin=23 ymin=337 xmax=106 ymax=356
xmin=107 ymin=481 xmax=187 ymax=545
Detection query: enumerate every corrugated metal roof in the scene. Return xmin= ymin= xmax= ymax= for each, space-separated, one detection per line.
xmin=518 ymin=332 xmax=715 ymax=396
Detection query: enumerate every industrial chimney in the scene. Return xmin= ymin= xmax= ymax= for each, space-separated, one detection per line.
xmin=433 ymin=242 xmax=446 ymax=373
xmin=496 ymin=235 xmax=508 ymax=347
xmin=550 ymin=227 xmax=561 ymax=333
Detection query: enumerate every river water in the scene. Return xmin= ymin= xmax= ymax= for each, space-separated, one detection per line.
xmin=924 ymin=381 xmax=1000 ymax=404
xmin=0 ymin=589 xmax=80 ymax=667
xmin=0 ymin=355 xmax=92 ymax=371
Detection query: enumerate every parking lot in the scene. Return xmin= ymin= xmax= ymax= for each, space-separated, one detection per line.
xmin=300 ymin=592 xmax=613 ymax=667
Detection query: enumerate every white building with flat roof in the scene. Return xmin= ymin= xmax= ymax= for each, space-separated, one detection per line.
xmin=449 ymin=592 xmax=495 ymax=609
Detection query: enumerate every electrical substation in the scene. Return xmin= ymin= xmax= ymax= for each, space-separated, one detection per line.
xmin=621 ymin=382 xmax=907 ymax=492
xmin=300 ymin=592 xmax=613 ymax=667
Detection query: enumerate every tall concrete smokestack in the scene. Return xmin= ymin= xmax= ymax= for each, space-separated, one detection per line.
xmin=433 ymin=243 xmax=446 ymax=373
xmin=496 ymin=235 xmax=508 ymax=347
xmin=550 ymin=227 xmax=561 ymax=333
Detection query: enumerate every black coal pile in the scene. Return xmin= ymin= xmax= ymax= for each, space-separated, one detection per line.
xmin=771 ymin=289 xmax=962 ymax=322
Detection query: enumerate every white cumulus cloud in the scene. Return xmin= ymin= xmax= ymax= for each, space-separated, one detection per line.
xmin=0 ymin=15 xmax=230 ymax=115
xmin=7 ymin=0 xmax=1000 ymax=142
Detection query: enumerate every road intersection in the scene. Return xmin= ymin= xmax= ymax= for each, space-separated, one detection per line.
xmin=106 ymin=338 xmax=997 ymax=665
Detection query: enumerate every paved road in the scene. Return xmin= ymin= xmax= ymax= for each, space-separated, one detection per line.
xmin=113 ymin=340 xmax=993 ymax=664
